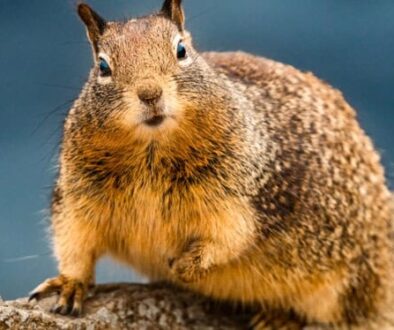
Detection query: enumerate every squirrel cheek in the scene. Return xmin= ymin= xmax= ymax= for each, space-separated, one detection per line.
xmin=97 ymin=75 xmax=113 ymax=85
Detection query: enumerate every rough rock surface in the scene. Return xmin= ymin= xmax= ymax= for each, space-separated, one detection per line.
xmin=0 ymin=283 xmax=252 ymax=329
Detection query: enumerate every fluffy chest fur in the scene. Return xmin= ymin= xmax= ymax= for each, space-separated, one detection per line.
xmin=60 ymin=140 xmax=258 ymax=281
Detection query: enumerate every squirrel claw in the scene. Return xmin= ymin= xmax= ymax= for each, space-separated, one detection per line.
xmin=28 ymin=292 xmax=40 ymax=302
xmin=70 ymin=306 xmax=82 ymax=317
xmin=50 ymin=303 xmax=71 ymax=315
xmin=30 ymin=275 xmax=87 ymax=317
xmin=250 ymin=311 xmax=304 ymax=330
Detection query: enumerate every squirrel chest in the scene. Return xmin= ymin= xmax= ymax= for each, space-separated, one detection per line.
xmin=62 ymin=141 xmax=257 ymax=282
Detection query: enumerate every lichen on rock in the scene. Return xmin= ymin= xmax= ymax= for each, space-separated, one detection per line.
xmin=0 ymin=283 xmax=251 ymax=329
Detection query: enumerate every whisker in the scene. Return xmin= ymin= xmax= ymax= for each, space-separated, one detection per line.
xmin=2 ymin=251 xmax=52 ymax=263
xmin=39 ymin=127 xmax=63 ymax=164
xmin=31 ymin=98 xmax=76 ymax=137
xmin=35 ymin=82 xmax=81 ymax=91
xmin=56 ymin=40 xmax=90 ymax=47
xmin=187 ymin=4 xmax=220 ymax=24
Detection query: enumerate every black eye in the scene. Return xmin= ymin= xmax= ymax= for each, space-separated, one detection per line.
xmin=177 ymin=41 xmax=187 ymax=60
xmin=99 ymin=57 xmax=111 ymax=77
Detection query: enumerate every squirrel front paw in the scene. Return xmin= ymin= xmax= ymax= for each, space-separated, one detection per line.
xmin=169 ymin=253 xmax=209 ymax=283
xmin=29 ymin=275 xmax=88 ymax=316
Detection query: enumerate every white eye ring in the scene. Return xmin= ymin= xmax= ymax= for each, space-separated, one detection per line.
xmin=173 ymin=34 xmax=193 ymax=67
xmin=97 ymin=52 xmax=113 ymax=84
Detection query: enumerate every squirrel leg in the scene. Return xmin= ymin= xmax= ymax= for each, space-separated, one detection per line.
xmin=29 ymin=214 xmax=100 ymax=316
xmin=169 ymin=238 xmax=211 ymax=283
xmin=169 ymin=208 xmax=256 ymax=283
xmin=169 ymin=237 xmax=235 ymax=283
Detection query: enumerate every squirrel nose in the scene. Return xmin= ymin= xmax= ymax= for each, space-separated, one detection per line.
xmin=137 ymin=84 xmax=163 ymax=105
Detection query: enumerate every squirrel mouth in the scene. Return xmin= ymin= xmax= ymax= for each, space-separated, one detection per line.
xmin=144 ymin=115 xmax=166 ymax=127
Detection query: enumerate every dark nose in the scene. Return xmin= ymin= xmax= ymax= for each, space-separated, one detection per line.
xmin=137 ymin=83 xmax=163 ymax=105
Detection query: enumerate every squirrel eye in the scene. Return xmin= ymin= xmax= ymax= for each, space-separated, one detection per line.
xmin=177 ymin=41 xmax=187 ymax=60
xmin=98 ymin=57 xmax=111 ymax=77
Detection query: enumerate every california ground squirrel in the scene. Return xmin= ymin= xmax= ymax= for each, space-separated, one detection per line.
xmin=30 ymin=1 xmax=394 ymax=329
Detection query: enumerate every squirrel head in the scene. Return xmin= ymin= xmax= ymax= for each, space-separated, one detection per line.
xmin=76 ymin=1 xmax=218 ymax=143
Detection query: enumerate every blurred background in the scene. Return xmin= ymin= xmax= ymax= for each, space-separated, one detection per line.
xmin=0 ymin=0 xmax=393 ymax=300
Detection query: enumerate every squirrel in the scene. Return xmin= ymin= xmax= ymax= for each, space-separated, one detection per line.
xmin=29 ymin=1 xmax=394 ymax=329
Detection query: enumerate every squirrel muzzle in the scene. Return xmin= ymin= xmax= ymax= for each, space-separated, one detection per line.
xmin=137 ymin=82 xmax=166 ymax=127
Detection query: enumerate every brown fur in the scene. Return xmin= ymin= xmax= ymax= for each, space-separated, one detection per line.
xmin=30 ymin=2 xmax=394 ymax=329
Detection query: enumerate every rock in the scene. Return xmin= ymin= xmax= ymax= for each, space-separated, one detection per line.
xmin=0 ymin=283 xmax=251 ymax=329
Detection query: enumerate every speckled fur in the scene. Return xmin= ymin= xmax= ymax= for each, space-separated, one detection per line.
xmin=32 ymin=2 xmax=393 ymax=329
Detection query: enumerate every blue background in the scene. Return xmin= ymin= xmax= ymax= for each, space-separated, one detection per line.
xmin=0 ymin=0 xmax=393 ymax=300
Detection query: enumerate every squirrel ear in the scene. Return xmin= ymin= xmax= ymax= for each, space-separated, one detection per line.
xmin=161 ymin=0 xmax=185 ymax=31
xmin=77 ymin=4 xmax=106 ymax=53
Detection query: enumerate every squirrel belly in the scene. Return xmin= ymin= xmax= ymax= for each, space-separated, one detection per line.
xmin=30 ymin=2 xmax=394 ymax=328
